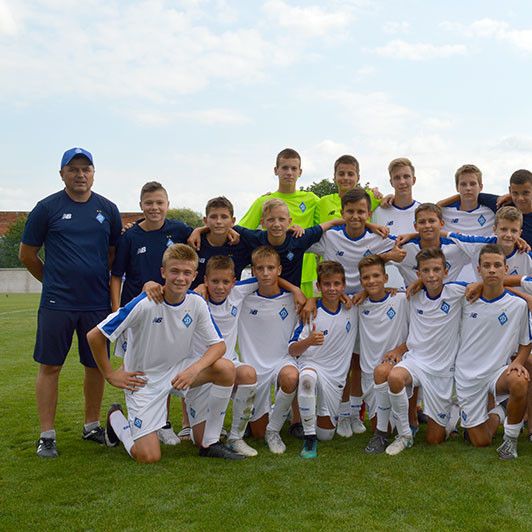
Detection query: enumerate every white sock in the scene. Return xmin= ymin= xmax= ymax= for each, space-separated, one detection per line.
xmin=267 ymin=388 xmax=296 ymax=433
xmin=228 ymin=383 xmax=256 ymax=440
xmin=338 ymin=401 xmax=351 ymax=420
xmin=110 ymin=410 xmax=134 ymax=456
xmin=84 ymin=421 xmax=99 ymax=432
xmin=202 ymin=384 xmax=233 ymax=447
xmin=350 ymin=395 xmax=363 ymax=419
xmin=40 ymin=429 xmax=56 ymax=439
xmin=316 ymin=426 xmax=335 ymax=441
xmin=389 ymin=388 xmax=410 ymax=438
xmin=298 ymin=370 xmax=317 ymax=436
xmin=503 ymin=418 xmax=523 ymax=439
xmin=375 ymin=382 xmax=391 ymax=433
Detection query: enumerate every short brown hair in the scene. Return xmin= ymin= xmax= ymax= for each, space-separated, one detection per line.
xmin=479 ymin=243 xmax=506 ymax=264
xmin=341 ymin=187 xmax=371 ymax=211
xmin=162 ymin=243 xmax=198 ymax=269
xmin=510 ymin=169 xmax=532 ymax=186
xmin=415 ymin=203 xmax=443 ymax=222
xmin=317 ymin=260 xmax=345 ymax=283
xmin=205 ymin=255 xmax=235 ymax=277
xmin=455 ymin=164 xmax=482 ymax=187
xmin=495 ymin=206 xmax=523 ymax=228
xmin=140 ymin=181 xmax=168 ymax=200
xmin=251 ymin=245 xmax=281 ymax=266
xmin=416 ymin=247 xmax=446 ymax=270
xmin=205 ymin=196 xmax=234 ymax=217
xmin=358 ymin=254 xmax=386 ymax=275
xmin=334 ymin=155 xmax=360 ymax=176
xmin=276 ymin=148 xmax=301 ymax=167
xmin=388 ymin=157 xmax=415 ymax=177
xmin=262 ymin=198 xmax=289 ymax=218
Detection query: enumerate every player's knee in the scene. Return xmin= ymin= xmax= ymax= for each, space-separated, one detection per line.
xmin=374 ymin=363 xmax=390 ymax=383
xmin=426 ymin=430 xmax=445 ymax=445
xmin=236 ymin=364 xmax=256 ymax=385
xmin=135 ymin=448 xmax=161 ymax=464
xmin=212 ymin=358 xmax=236 ymax=385
xmin=279 ymin=368 xmax=298 ymax=392
xmin=468 ymin=430 xmax=491 ymax=448
xmin=387 ymin=370 xmax=404 ymax=393
xmin=39 ymin=363 xmax=62 ymax=377
xmin=508 ymin=373 xmax=528 ymax=398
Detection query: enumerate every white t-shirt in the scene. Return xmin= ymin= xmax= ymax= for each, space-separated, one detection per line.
xmin=358 ymin=292 xmax=409 ymax=374
xmin=396 ymin=237 xmax=471 ymax=286
xmin=520 ymin=275 xmax=532 ymax=294
xmin=98 ymin=292 xmax=223 ymax=380
xmin=238 ymin=290 xmax=298 ymax=377
xmin=442 ymin=203 xmax=495 ymax=237
xmin=308 ymin=226 xmax=395 ymax=294
xmin=455 ymin=290 xmax=531 ymax=382
xmin=405 ymin=282 xmax=467 ymax=375
xmin=191 ymin=278 xmax=258 ymax=362
xmin=290 ymin=301 xmax=357 ymax=385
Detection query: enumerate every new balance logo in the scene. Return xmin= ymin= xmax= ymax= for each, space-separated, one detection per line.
xmin=152 ymin=317 xmax=163 ymax=323
xmin=451 ymin=218 xmax=459 ymax=224
xmin=362 ymin=310 xmax=370 ymax=315
xmin=61 ymin=213 xmax=72 ymax=219
xmin=336 ymin=250 xmax=345 ymax=256
xmin=386 ymin=221 xmax=394 ymax=226
xmin=137 ymin=246 xmax=146 ymax=254
xmin=469 ymin=313 xmax=478 ymax=318
xmin=249 ymin=309 xmax=258 ymax=315
xmin=323 ymin=329 xmax=329 ymax=336
xmin=416 ymin=309 xmax=424 ymax=314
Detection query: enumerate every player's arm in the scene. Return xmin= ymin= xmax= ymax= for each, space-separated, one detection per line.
xmin=86 ymin=326 xmax=146 ymax=391
xmin=289 ymin=323 xmax=324 ymax=357
xmin=108 ymin=246 xmax=116 ymax=270
xmin=436 ymin=194 xmax=460 ymax=208
xmin=382 ymin=342 xmax=408 ymax=365
xmin=319 ymin=218 xmax=345 ymax=232
xmin=365 ymin=221 xmax=390 ymax=238
xmin=110 ymin=275 xmax=122 ymax=312
xmin=507 ymin=343 xmax=531 ymax=379
xmin=18 ymin=243 xmax=44 ymax=282
xmin=380 ymin=245 xmax=406 ymax=264
xmin=278 ymin=277 xmax=306 ymax=312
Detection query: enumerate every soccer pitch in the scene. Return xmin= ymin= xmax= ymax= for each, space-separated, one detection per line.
xmin=1 ymin=294 xmax=531 ymax=531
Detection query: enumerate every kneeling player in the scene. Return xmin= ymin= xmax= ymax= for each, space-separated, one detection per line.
xmin=455 ymin=244 xmax=530 ymax=459
xmin=289 ymin=261 xmax=357 ymax=458
xmin=386 ymin=248 xmax=466 ymax=455
xmin=87 ymin=244 xmax=243 ymax=463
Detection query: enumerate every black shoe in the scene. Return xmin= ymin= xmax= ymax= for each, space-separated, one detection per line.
xmin=105 ymin=403 xmax=124 ymax=447
xmin=82 ymin=425 xmax=105 ymax=444
xmin=36 ymin=437 xmax=58 ymax=458
xmin=288 ymin=422 xmax=305 ymax=440
xmin=417 ymin=408 xmax=428 ymax=424
xmin=199 ymin=441 xmax=245 ymax=460
xmin=463 ymin=428 xmax=470 ymax=443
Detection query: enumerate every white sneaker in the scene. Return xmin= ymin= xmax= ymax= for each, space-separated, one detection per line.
xmin=336 ymin=417 xmax=353 ymax=438
xmin=351 ymin=416 xmax=367 ymax=434
xmin=265 ymin=430 xmax=286 ymax=454
xmin=227 ymin=438 xmax=258 ymax=457
xmin=157 ymin=423 xmax=181 ymax=445
xmin=385 ymin=434 xmax=413 ymax=456
xmin=177 ymin=427 xmax=191 ymax=440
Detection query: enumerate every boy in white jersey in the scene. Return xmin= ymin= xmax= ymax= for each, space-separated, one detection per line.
xmin=87 ymin=244 xmax=244 ymax=462
xmin=308 ymin=187 xmax=404 ymax=438
xmin=448 ymin=207 xmax=532 ymax=280
xmin=372 ymin=158 xmax=420 ymax=289
xmin=356 ymin=255 xmax=409 ymax=454
xmin=289 ymin=261 xmax=357 ymax=458
xmin=455 ymin=244 xmax=530 ymax=459
xmin=238 ymin=246 xmax=300 ymax=454
xmin=385 ymin=248 xmax=467 ymax=455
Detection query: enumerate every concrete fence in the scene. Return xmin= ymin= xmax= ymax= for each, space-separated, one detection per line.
xmin=0 ymin=268 xmax=42 ymax=293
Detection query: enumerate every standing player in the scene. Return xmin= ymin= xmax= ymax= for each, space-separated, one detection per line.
xmin=19 ymin=147 xmax=122 ymax=458
xmin=289 ymin=261 xmax=357 ymax=458
xmin=455 ymin=244 xmax=530 ymax=459
xmin=87 ymin=244 xmax=244 ymax=462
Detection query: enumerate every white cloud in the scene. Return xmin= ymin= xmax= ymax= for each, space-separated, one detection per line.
xmin=383 ymin=21 xmax=410 ymax=35
xmin=470 ymin=18 xmax=532 ymax=53
xmin=0 ymin=0 xmax=18 ymax=34
xmin=491 ymin=135 xmax=532 ymax=153
xmin=130 ymin=107 xmax=250 ymax=126
xmin=355 ymin=65 xmax=376 ymax=79
xmin=373 ymin=39 xmax=467 ymax=60
xmin=424 ymin=117 xmax=453 ymax=129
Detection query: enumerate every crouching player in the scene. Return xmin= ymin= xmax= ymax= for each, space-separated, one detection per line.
xmin=288 ymin=261 xmax=357 ymax=458
xmin=455 ymin=244 xmax=531 ymax=459
xmin=385 ymin=248 xmax=466 ymax=455
xmin=87 ymin=244 xmax=244 ymax=463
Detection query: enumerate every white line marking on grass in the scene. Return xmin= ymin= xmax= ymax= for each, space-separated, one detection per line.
xmin=0 ymin=309 xmax=36 ymax=317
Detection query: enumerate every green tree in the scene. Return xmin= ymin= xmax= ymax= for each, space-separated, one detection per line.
xmin=300 ymin=179 xmax=337 ymax=198
xmin=167 ymin=208 xmax=203 ymax=228
xmin=0 ymin=215 xmax=28 ymax=268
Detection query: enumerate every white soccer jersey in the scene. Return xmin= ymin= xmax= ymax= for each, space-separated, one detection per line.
xmin=449 ymin=233 xmax=532 ymax=280
xmin=405 ymin=282 xmax=466 ymax=375
xmin=396 ymin=237 xmax=471 ymax=286
xmin=290 ymin=301 xmax=357 ymax=386
xmin=238 ymin=290 xmax=298 ymax=377
xmin=442 ymin=203 xmax=495 ymax=237
xmin=455 ymin=290 xmax=531 ymax=382
xmin=191 ymin=278 xmax=258 ymax=362
xmin=520 ymin=275 xmax=532 ymax=294
xmin=98 ymin=292 xmax=223 ymax=379
xmin=358 ymin=292 xmax=409 ymax=374
xmin=308 ymin=226 xmax=396 ymax=294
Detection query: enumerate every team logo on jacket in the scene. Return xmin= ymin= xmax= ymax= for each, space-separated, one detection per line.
xmin=477 ymin=214 xmax=486 ymax=226
xmin=345 ymin=321 xmax=351 ymax=333
xmin=134 ymin=417 xmax=142 ymax=428
xmin=182 ymin=313 xmax=193 ymax=327
xmin=498 ymin=313 xmax=508 ymax=326
xmin=440 ymin=301 xmax=450 ymax=314
xmin=287 ymin=252 xmax=294 ymax=261
xmin=231 ymin=306 xmax=238 ymax=317
xmin=96 ymin=212 xmax=105 ymax=223
xmin=299 ymin=202 xmax=306 ymax=212
xmin=386 ymin=308 xmax=396 ymax=320
xmin=279 ymin=307 xmax=289 ymax=320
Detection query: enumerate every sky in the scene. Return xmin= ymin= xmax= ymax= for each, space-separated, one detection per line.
xmin=1 ymin=0 xmax=532 ymax=218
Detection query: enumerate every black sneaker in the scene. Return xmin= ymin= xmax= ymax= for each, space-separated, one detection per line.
xmin=82 ymin=425 xmax=105 ymax=444
xmin=365 ymin=432 xmax=389 ymax=454
xmin=36 ymin=437 xmax=58 ymax=458
xmin=105 ymin=403 xmax=124 ymax=447
xmin=288 ymin=422 xmax=305 ymax=440
xmin=199 ymin=441 xmax=245 ymax=460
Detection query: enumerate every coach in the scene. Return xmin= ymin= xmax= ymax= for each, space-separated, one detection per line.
xmin=19 ymin=147 xmax=122 ymax=458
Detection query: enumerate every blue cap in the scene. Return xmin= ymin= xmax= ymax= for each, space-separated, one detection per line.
xmin=60 ymin=147 xmax=94 ymax=169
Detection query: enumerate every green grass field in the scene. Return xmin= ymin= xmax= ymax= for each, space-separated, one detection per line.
xmin=1 ymin=293 xmax=531 ymax=531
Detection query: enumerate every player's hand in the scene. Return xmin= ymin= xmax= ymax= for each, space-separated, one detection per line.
xmin=380 ymin=194 xmax=394 ymax=208
xmin=385 ymin=287 xmax=398 ymax=297
xmin=383 ymin=351 xmax=402 ymax=365
xmin=172 ymin=364 xmax=201 ymax=390
xmin=194 ymin=283 xmax=209 ymax=301
xmin=496 ymin=193 xmax=512 ymax=209
xmin=406 ymin=279 xmax=423 ymax=299
xmin=340 ymin=293 xmax=353 ymax=309
xmin=292 ymin=288 xmax=307 ymax=314
xmin=506 ymin=361 xmax=530 ymax=380
xmin=187 ymin=227 xmax=203 ymax=250
xmin=289 ymin=224 xmax=305 ymax=238
xmin=143 ymin=281 xmax=164 ymax=304
xmin=366 ymin=221 xmax=390 ymax=238
xmin=308 ymin=324 xmax=325 ymax=346
xmin=465 ymin=282 xmax=483 ymax=303
xmin=227 ymin=228 xmax=240 ymax=246
xmin=396 ymin=232 xmax=417 ymax=246
xmin=516 ymin=237 xmax=531 ymax=253
xmin=352 ymin=290 xmax=368 ymax=305
xmin=370 ymin=186 xmax=383 ymax=200
xmin=106 ymin=369 xmax=146 ymax=391
xmin=120 ymin=220 xmax=139 ymax=235
xmin=300 ymin=297 xmax=318 ymax=324
xmin=386 ymin=244 xmax=406 ymax=263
